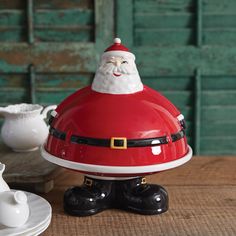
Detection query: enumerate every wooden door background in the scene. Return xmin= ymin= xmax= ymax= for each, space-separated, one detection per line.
xmin=0 ymin=0 xmax=236 ymax=155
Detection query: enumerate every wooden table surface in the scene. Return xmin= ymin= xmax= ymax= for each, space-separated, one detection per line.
xmin=40 ymin=157 xmax=236 ymax=236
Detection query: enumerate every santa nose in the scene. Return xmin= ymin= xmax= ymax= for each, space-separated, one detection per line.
xmin=112 ymin=60 xmax=121 ymax=67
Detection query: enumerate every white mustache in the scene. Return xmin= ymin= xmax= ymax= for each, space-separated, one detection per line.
xmin=99 ymin=63 xmax=135 ymax=75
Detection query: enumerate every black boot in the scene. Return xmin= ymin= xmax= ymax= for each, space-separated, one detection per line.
xmin=64 ymin=177 xmax=114 ymax=216
xmin=115 ymin=177 xmax=168 ymax=215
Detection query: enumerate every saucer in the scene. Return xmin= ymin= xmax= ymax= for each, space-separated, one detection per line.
xmin=25 ymin=216 xmax=51 ymax=236
xmin=0 ymin=191 xmax=52 ymax=236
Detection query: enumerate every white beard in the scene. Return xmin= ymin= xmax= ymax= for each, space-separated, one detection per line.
xmin=92 ymin=56 xmax=143 ymax=94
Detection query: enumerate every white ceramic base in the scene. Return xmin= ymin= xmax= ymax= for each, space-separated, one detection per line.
xmin=13 ymin=147 xmax=39 ymax=153
xmin=41 ymin=145 xmax=193 ymax=175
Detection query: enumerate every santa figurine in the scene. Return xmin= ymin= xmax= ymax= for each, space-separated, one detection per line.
xmin=41 ymin=38 xmax=192 ymax=216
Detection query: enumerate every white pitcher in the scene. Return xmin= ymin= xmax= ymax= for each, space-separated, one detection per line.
xmin=0 ymin=163 xmax=29 ymax=227
xmin=0 ymin=103 xmax=57 ymax=152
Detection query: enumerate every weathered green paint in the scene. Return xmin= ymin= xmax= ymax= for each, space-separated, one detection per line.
xmin=135 ymin=29 xmax=194 ymax=46
xmin=36 ymin=74 xmax=93 ymax=88
xmin=0 ymin=43 xmax=96 ymax=73
xmin=134 ymin=46 xmax=236 ymax=76
xmin=35 ymin=9 xmax=94 ymax=26
xmin=0 ymin=90 xmax=28 ymax=104
xmin=116 ymin=0 xmax=236 ymax=155
xmin=27 ymin=0 xmax=34 ymax=44
xmin=135 ymin=13 xmax=194 ymax=29
xmin=34 ymin=28 xmax=93 ymax=42
xmin=0 ymin=0 xmax=236 ymax=155
xmin=0 ymin=10 xmax=25 ymax=25
xmin=116 ymin=0 xmax=133 ymax=48
xmin=194 ymin=69 xmax=201 ymax=155
xmin=95 ymin=0 xmax=114 ymax=54
xmin=29 ymin=64 xmax=36 ymax=103
xmin=200 ymin=137 xmax=236 ymax=155
xmin=33 ymin=0 xmax=93 ymax=10
xmin=197 ymin=0 xmax=202 ymax=47
xmin=142 ymin=76 xmax=193 ymax=90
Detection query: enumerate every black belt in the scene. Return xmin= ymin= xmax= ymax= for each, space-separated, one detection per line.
xmin=49 ymin=127 xmax=185 ymax=149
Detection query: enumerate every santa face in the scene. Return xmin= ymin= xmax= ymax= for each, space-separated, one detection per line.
xmin=92 ymin=51 xmax=143 ymax=94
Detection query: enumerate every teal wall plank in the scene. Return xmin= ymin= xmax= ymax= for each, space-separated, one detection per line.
xmin=35 ymin=9 xmax=93 ymax=26
xmin=135 ymin=46 xmax=236 ymax=76
xmin=116 ymin=0 xmax=133 ymax=48
xmin=95 ymin=0 xmax=114 ymax=53
xmin=0 ymin=43 xmax=96 ymax=73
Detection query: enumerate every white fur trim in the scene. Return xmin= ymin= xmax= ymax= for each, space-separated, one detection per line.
xmin=41 ymin=145 xmax=192 ymax=174
xmin=102 ymin=51 xmax=135 ymax=60
xmin=177 ymin=114 xmax=184 ymax=121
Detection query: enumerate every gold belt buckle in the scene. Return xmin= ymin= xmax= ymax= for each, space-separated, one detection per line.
xmin=110 ymin=137 xmax=127 ymax=149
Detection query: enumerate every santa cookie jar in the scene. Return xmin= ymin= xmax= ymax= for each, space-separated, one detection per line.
xmin=41 ymin=38 xmax=192 ymax=216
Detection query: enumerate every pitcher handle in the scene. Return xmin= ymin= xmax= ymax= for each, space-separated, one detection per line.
xmin=41 ymin=105 xmax=57 ymax=119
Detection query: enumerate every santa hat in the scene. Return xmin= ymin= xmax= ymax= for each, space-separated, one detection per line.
xmin=102 ymin=38 xmax=135 ymax=60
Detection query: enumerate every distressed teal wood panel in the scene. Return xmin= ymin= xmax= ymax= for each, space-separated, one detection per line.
xmin=0 ymin=28 xmax=26 ymax=42
xmin=203 ymin=14 xmax=236 ymax=28
xmin=175 ymin=107 xmax=193 ymax=121
xmin=34 ymin=28 xmax=93 ymax=42
xmin=202 ymin=76 xmax=236 ymax=90
xmin=142 ymin=76 xmax=193 ymax=90
xmin=34 ymin=8 xmax=94 ymax=42
xmin=116 ymin=0 xmax=133 ymax=48
xmin=35 ymin=90 xmax=76 ymax=104
xmin=201 ymin=122 xmax=236 ymax=137
xmin=134 ymin=0 xmax=194 ymax=14
xmin=161 ymin=91 xmax=193 ymax=107
xmin=200 ymin=137 xmax=236 ymax=155
xmin=135 ymin=13 xmax=193 ymax=29
xmin=0 ymin=10 xmax=25 ymax=25
xmin=201 ymin=91 xmax=236 ymax=106
xmin=0 ymin=0 xmax=95 ymax=43
xmin=134 ymin=0 xmax=194 ymax=46
xmin=203 ymin=30 xmax=236 ymax=46
xmin=0 ymin=43 xmax=96 ymax=73
xmin=35 ymin=9 xmax=93 ymax=25
xmin=95 ymin=0 xmax=114 ymax=52
xmin=34 ymin=0 xmax=93 ymax=10
xmin=134 ymin=46 xmax=236 ymax=76
xmin=201 ymin=107 xmax=236 ymax=122
xmin=0 ymin=74 xmax=27 ymax=87
xmin=202 ymin=0 xmax=236 ymax=14
xmin=0 ymin=89 xmax=29 ymax=104
xmin=135 ymin=29 xmax=194 ymax=46
xmin=36 ymin=73 xmax=93 ymax=88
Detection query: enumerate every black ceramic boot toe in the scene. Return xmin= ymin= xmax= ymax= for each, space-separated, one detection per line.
xmin=116 ymin=177 xmax=168 ymax=215
xmin=64 ymin=177 xmax=114 ymax=216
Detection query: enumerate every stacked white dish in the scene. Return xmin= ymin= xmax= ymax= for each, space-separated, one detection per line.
xmin=0 ymin=191 xmax=52 ymax=236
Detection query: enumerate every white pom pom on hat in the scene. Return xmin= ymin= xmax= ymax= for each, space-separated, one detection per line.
xmin=105 ymin=38 xmax=129 ymax=52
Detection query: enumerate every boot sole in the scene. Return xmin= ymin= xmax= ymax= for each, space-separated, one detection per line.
xmin=64 ymin=205 xmax=109 ymax=217
xmin=124 ymin=205 xmax=168 ymax=215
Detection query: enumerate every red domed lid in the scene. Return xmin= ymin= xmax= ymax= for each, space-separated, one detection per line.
xmin=42 ymin=85 xmax=191 ymax=177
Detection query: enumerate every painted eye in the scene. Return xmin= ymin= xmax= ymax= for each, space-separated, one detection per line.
xmin=106 ymin=61 xmax=113 ymax=64
xmin=122 ymin=61 xmax=128 ymax=64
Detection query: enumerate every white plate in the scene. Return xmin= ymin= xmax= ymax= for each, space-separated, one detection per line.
xmin=25 ymin=216 xmax=51 ymax=236
xmin=0 ymin=191 xmax=52 ymax=236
